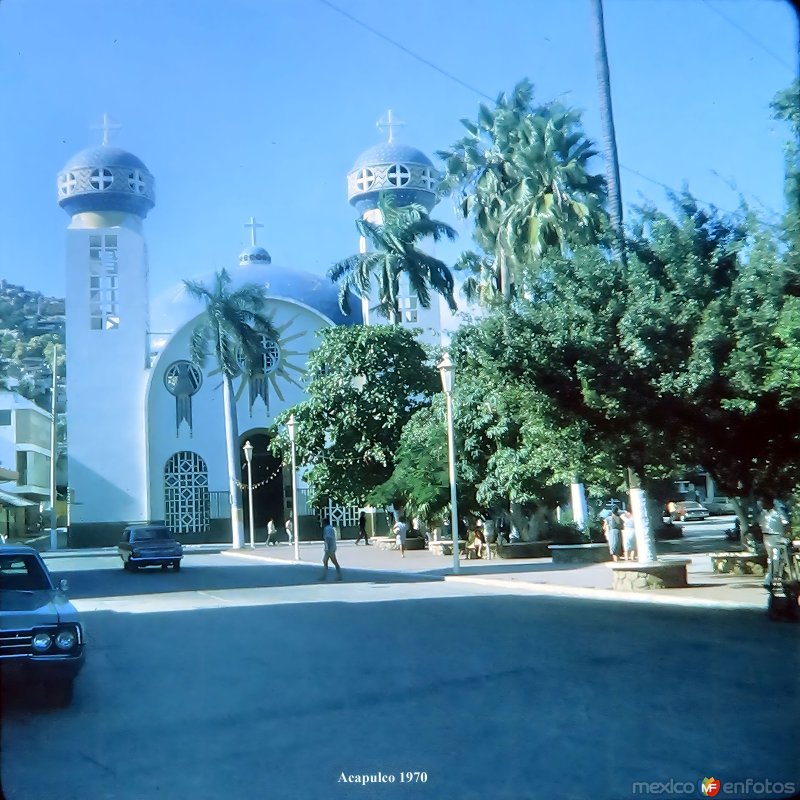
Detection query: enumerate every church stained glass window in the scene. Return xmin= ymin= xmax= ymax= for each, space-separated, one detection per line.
xmin=164 ymin=360 xmax=203 ymax=435
xmin=164 ymin=451 xmax=210 ymax=534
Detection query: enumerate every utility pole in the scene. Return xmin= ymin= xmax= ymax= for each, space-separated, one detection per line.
xmin=49 ymin=343 xmax=58 ymax=551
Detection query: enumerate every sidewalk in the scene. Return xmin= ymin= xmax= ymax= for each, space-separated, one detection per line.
xmin=222 ymin=539 xmax=769 ymax=611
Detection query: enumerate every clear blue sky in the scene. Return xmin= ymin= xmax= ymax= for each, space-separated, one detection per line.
xmin=0 ymin=0 xmax=796 ymax=300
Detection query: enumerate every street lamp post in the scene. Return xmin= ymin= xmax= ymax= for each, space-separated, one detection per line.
xmin=287 ymin=415 xmax=300 ymax=562
xmin=438 ymin=353 xmax=459 ymax=575
xmin=242 ymin=440 xmax=255 ymax=549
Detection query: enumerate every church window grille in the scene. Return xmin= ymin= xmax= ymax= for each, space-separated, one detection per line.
xmin=387 ymin=163 xmax=411 ymax=187
xmin=164 ymin=451 xmax=210 ymax=534
xmin=354 ymin=168 xmax=375 ymax=191
xmin=58 ymin=172 xmax=77 ymax=196
xmin=88 ymin=235 xmax=120 ymax=330
xmin=401 ymin=295 xmax=418 ymax=323
xmin=235 ymin=334 xmax=280 ymax=375
xmin=420 ymin=167 xmax=435 ymax=190
xmin=128 ymin=170 xmax=145 ymax=193
xmin=89 ymin=167 xmax=114 ymax=190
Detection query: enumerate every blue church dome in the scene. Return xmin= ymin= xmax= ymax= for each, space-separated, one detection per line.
xmin=57 ymin=144 xmax=155 ymax=218
xmin=347 ymin=140 xmax=439 ymax=214
xmin=239 ymin=246 xmax=272 ymax=265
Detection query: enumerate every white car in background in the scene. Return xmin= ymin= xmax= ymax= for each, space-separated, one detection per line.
xmin=704 ymin=496 xmax=736 ymax=515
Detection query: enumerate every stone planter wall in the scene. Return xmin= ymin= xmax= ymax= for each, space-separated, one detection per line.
xmin=710 ymin=551 xmax=767 ymax=577
xmin=549 ymin=543 xmax=611 ymax=564
xmin=496 ymin=540 xmax=553 ymax=559
xmin=609 ymin=559 xmax=691 ymax=591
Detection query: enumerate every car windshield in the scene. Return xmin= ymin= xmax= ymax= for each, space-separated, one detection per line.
xmin=0 ymin=555 xmax=51 ymax=590
xmin=132 ymin=529 xmax=170 ymax=541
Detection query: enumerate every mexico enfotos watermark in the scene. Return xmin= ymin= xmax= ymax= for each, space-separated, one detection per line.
xmin=632 ymin=777 xmax=796 ymax=796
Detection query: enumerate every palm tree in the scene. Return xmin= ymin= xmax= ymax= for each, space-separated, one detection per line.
xmin=590 ymin=0 xmax=626 ymax=267
xmin=184 ymin=269 xmax=278 ymax=548
xmin=330 ymin=193 xmax=458 ymax=323
xmin=439 ymin=80 xmax=607 ymax=303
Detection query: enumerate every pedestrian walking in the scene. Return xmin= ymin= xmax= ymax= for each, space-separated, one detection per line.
xmin=354 ymin=511 xmax=369 ymax=545
xmin=393 ymin=516 xmax=408 ymax=558
xmin=621 ymin=510 xmax=637 ymax=561
xmin=318 ymin=517 xmax=342 ymax=581
xmin=266 ymin=518 xmax=278 ymax=546
xmin=285 ymin=518 xmax=293 ymax=545
xmin=604 ymin=508 xmax=624 ymax=561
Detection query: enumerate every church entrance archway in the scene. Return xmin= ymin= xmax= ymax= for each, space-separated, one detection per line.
xmin=240 ymin=432 xmax=284 ymax=538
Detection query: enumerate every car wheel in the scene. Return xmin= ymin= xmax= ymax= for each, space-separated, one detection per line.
xmin=45 ymin=679 xmax=74 ymax=707
xmin=161 ymin=563 xmax=169 ymax=571
xmin=173 ymin=561 xmax=181 ymax=572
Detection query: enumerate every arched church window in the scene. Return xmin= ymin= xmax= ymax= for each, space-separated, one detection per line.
xmin=128 ymin=170 xmax=146 ymax=193
xmin=164 ymin=360 xmax=202 ymax=436
xmin=387 ymin=163 xmax=411 ymax=187
xmin=89 ymin=168 xmax=114 ymax=190
xmin=164 ymin=451 xmax=210 ymax=534
xmin=355 ymin=168 xmax=375 ymax=192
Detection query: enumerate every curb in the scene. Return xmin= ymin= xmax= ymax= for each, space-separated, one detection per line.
xmin=444 ymin=575 xmax=765 ymax=611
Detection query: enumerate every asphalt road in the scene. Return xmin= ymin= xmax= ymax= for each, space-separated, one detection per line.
xmin=1 ymin=552 xmax=798 ymax=800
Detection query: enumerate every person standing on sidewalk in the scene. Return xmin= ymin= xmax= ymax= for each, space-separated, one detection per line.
xmin=759 ymin=499 xmax=789 ymax=589
xmin=621 ymin=510 xmax=637 ymax=561
xmin=266 ymin=518 xmax=278 ymax=546
xmin=354 ymin=511 xmax=369 ymax=545
xmin=318 ymin=517 xmax=342 ymax=581
xmin=604 ymin=508 xmax=624 ymax=562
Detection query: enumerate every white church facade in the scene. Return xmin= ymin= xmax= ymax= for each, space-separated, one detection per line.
xmin=56 ymin=119 xmax=456 ymax=546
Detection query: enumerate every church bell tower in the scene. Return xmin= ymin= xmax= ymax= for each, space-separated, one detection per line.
xmin=57 ymin=115 xmax=155 ymax=535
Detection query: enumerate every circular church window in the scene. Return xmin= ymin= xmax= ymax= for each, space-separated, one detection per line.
xmin=235 ymin=335 xmax=280 ymax=375
xmin=164 ymin=360 xmax=203 ymax=396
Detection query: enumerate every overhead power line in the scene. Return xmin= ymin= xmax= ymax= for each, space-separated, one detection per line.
xmin=316 ymin=0 xmax=788 ymax=224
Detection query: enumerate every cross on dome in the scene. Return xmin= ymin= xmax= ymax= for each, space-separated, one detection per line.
xmin=376 ymin=109 xmax=405 ymax=143
xmin=92 ymin=112 xmax=122 ymax=146
xmin=244 ymin=216 xmax=264 ymax=246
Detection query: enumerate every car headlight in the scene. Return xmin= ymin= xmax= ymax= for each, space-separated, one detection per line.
xmin=55 ymin=628 xmax=77 ymax=651
xmin=32 ymin=632 xmax=53 ymax=652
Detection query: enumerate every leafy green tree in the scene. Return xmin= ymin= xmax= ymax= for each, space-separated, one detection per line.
xmin=438 ymin=79 xmax=607 ymax=302
xmin=329 ymin=194 xmax=457 ymax=323
xmin=185 ymin=269 xmax=277 ymax=548
xmin=271 ymin=324 xmax=438 ymax=507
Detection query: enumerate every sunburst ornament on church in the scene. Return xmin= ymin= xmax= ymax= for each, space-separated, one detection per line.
xmin=207 ymin=310 xmax=308 ymax=416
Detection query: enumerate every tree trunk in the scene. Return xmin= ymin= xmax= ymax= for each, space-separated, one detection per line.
xmin=589 ymin=0 xmax=626 ymax=266
xmin=498 ymin=248 xmax=511 ymax=302
xmin=570 ymin=478 xmax=589 ymax=534
xmin=628 ymin=467 xmax=658 ymax=562
xmin=223 ymin=373 xmax=245 ymax=549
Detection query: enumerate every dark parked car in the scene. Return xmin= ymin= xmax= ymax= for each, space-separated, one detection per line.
xmin=119 ymin=525 xmax=183 ymax=571
xmin=704 ymin=496 xmax=736 ymax=515
xmin=671 ymin=501 xmax=709 ymax=522
xmin=0 ymin=545 xmax=85 ymax=705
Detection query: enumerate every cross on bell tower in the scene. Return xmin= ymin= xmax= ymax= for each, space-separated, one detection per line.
xmin=92 ymin=112 xmax=122 ymax=146
xmin=376 ymin=109 xmax=405 ymax=143
xmin=244 ymin=216 xmax=264 ymax=247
